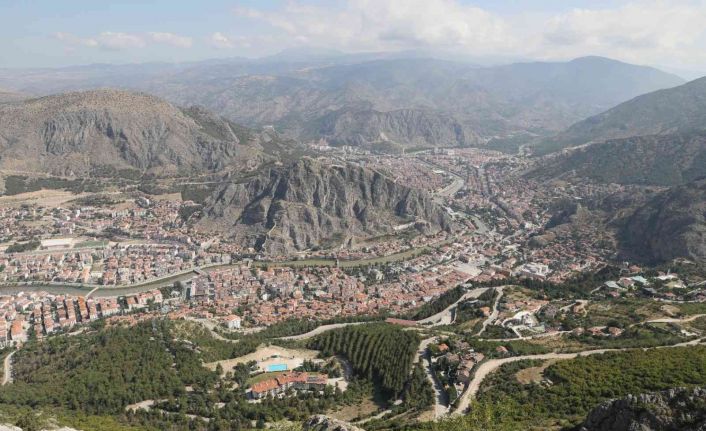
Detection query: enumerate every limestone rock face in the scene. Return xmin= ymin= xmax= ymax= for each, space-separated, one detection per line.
xmin=199 ymin=157 xmax=453 ymax=254
xmin=579 ymin=387 xmax=706 ymax=431
xmin=310 ymin=108 xmax=477 ymax=150
xmin=0 ymin=89 xmax=260 ymax=177
xmin=619 ymin=179 xmax=706 ymax=264
xmin=304 ymin=415 xmax=365 ymax=431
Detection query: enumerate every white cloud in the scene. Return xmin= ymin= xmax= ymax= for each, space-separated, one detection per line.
xmin=54 ymin=32 xmax=98 ymax=48
xmin=149 ymin=32 xmax=193 ymax=48
xmin=97 ymin=32 xmax=146 ymax=50
xmin=55 ymin=31 xmax=146 ymax=50
xmin=210 ymin=32 xmax=234 ymax=49
xmin=233 ymin=0 xmax=706 ymax=67
xmin=234 ymin=0 xmax=513 ymax=53
xmin=537 ymin=1 xmax=706 ymax=65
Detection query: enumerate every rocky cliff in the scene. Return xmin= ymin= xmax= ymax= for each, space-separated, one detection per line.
xmin=618 ymin=179 xmax=706 ymax=264
xmin=0 ymin=89 xmax=267 ymax=177
xmin=309 ymin=108 xmax=478 ymax=150
xmin=198 ymin=158 xmax=452 ymax=254
xmin=578 ymin=387 xmax=706 ymax=431
xmin=304 ymin=415 xmax=365 ymax=431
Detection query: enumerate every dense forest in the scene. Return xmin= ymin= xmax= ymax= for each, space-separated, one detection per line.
xmin=0 ymin=319 xmax=379 ymax=430
xmin=0 ymin=320 xmax=217 ymax=415
xmin=309 ymin=323 xmax=419 ymax=396
xmin=473 ymin=346 xmax=706 ymax=427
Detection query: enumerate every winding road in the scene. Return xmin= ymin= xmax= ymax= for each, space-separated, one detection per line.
xmin=474 ymin=286 xmax=505 ymax=336
xmin=451 ymin=337 xmax=705 ymax=416
xmin=280 ymin=322 xmax=368 ymax=341
xmin=418 ymin=288 xmax=489 ymax=327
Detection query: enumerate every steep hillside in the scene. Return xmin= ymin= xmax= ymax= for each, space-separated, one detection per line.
xmin=197 ymin=158 xmax=452 ymax=254
xmin=618 ymin=179 xmax=706 ymax=264
xmin=528 ymin=132 xmax=706 ymax=186
xmin=308 ymin=108 xmax=478 ymax=150
xmin=0 ymin=88 xmax=27 ymax=103
xmin=0 ymin=89 xmax=269 ymax=177
xmin=538 ymin=76 xmax=706 ymax=154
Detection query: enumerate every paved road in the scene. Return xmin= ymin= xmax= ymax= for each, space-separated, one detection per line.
xmin=280 ymin=322 xmax=368 ymax=341
xmin=2 ymin=350 xmax=15 ymax=385
xmin=281 ymin=288 xmax=488 ymax=341
xmin=474 ymin=286 xmax=505 ymax=336
xmin=417 ymin=337 xmax=450 ymax=419
xmin=451 ymin=337 xmax=704 ymax=416
xmin=418 ymin=288 xmax=488 ymax=326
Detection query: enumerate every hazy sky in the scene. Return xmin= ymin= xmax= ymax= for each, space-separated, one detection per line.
xmin=2 ymin=0 xmax=706 ymax=71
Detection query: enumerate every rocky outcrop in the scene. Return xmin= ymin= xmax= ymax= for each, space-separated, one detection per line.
xmin=0 ymin=89 xmax=266 ymax=177
xmin=618 ymin=179 xmax=706 ymax=264
xmin=198 ymin=157 xmax=452 ymax=254
xmin=309 ymin=108 xmax=478 ymax=150
xmin=304 ymin=415 xmax=365 ymax=431
xmin=578 ymin=387 xmax=706 ymax=431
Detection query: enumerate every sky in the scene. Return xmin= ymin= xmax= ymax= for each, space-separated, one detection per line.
xmin=2 ymin=0 xmax=706 ymax=72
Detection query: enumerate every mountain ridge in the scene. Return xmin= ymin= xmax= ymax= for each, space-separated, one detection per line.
xmin=0 ymin=89 xmax=276 ymax=178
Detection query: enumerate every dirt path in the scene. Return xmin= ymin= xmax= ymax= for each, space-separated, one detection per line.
xmin=451 ymin=337 xmax=704 ymax=416
xmin=2 ymin=350 xmax=15 ymax=385
xmin=642 ymin=314 xmax=706 ymax=325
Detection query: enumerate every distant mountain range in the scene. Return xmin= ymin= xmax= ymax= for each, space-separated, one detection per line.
xmin=0 ymin=55 xmax=684 ymax=151
xmin=536 ymin=76 xmax=706 ymax=155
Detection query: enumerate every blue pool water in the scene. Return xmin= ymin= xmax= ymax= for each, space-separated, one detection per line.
xmin=266 ymin=363 xmax=288 ymax=372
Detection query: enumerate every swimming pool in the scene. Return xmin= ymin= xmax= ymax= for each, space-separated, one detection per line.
xmin=266 ymin=363 xmax=288 ymax=372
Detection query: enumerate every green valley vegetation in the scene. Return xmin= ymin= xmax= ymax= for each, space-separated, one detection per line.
xmin=5 ymin=240 xmax=40 ymax=253
xmin=0 ymin=319 xmax=217 ymax=415
xmin=309 ymin=323 xmax=419 ymax=397
xmin=470 ymin=346 xmax=706 ymax=429
xmin=0 ymin=319 xmax=374 ymax=430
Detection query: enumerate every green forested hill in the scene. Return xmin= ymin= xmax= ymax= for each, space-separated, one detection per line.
xmin=309 ymin=323 xmax=419 ymax=396
xmin=414 ymin=346 xmax=706 ymax=431
xmin=528 ymin=132 xmax=706 ymax=186
xmin=0 ymin=320 xmax=217 ymax=414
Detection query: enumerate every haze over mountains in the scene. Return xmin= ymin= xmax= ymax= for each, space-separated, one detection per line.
xmin=0 ymin=54 xmax=684 ymax=152
xmin=539 ymin=76 xmax=706 ymax=154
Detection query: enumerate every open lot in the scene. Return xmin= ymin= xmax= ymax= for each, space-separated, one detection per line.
xmin=204 ymin=345 xmax=320 ymax=375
